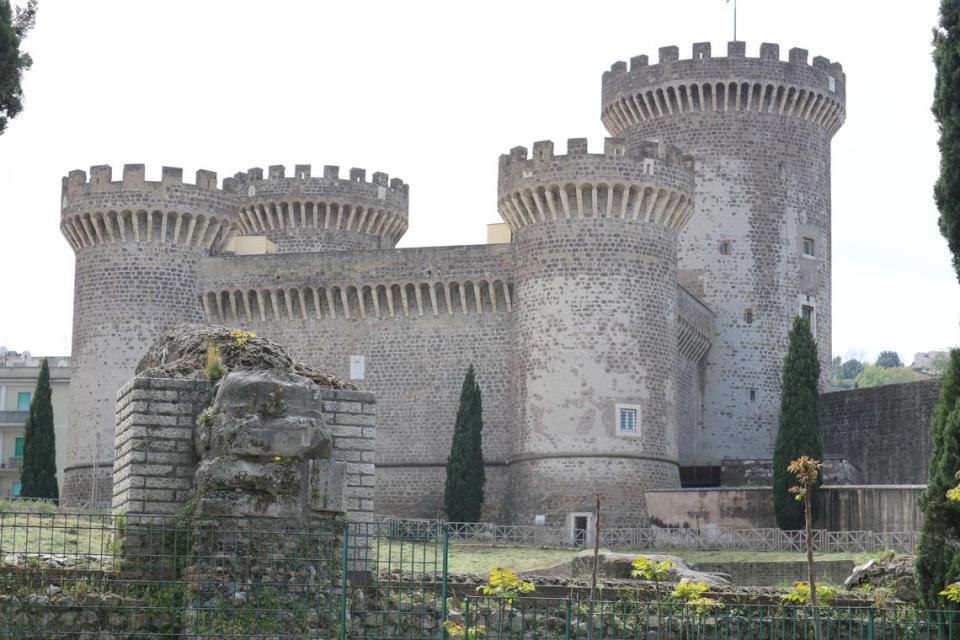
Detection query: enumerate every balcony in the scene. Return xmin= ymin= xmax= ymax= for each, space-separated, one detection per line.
xmin=0 ymin=457 xmax=22 ymax=471
xmin=0 ymin=411 xmax=27 ymax=425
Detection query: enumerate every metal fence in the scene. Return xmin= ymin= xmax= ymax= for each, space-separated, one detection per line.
xmin=0 ymin=510 xmax=448 ymax=639
xmin=0 ymin=509 xmax=937 ymax=638
xmin=461 ymin=598 xmax=960 ymax=640
xmin=380 ymin=516 xmax=917 ymax=553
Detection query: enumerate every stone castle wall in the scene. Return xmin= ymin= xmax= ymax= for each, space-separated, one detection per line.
xmin=60 ymin=166 xmax=237 ymax=507
xmin=602 ymin=42 xmax=844 ymax=467
xmin=498 ymin=137 xmax=695 ymax=527
xmin=197 ymin=244 xmax=516 ymax=521
xmin=821 ymin=379 xmax=940 ymax=484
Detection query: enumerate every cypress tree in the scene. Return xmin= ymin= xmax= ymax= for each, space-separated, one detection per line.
xmin=916 ymin=349 xmax=960 ymax=608
xmin=934 ymin=0 xmax=960 ymax=283
xmin=772 ymin=317 xmax=823 ymax=531
xmin=20 ymin=358 xmax=58 ymax=500
xmin=444 ymin=365 xmax=485 ymax=522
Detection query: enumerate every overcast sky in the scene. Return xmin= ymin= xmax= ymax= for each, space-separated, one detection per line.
xmin=0 ymin=0 xmax=956 ymax=364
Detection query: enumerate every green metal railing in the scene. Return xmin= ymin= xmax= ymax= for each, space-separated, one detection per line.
xmin=0 ymin=510 xmax=448 ymax=638
xmin=461 ymin=598 xmax=960 ymax=640
xmin=1 ymin=508 xmax=959 ymax=640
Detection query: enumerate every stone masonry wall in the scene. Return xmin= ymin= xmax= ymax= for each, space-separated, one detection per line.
xmin=509 ymin=216 xmax=682 ymax=528
xmin=198 ymin=244 xmax=514 ymax=521
xmin=821 ymin=379 xmax=939 ymax=484
xmin=112 ymin=376 xmax=376 ymax=522
xmin=603 ymin=43 xmax=844 ymax=467
xmin=60 ymin=166 xmax=237 ymax=507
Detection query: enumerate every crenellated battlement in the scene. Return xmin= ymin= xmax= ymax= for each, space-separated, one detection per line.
xmin=601 ymin=41 xmax=846 ymax=137
xmin=233 ymin=164 xmax=408 ymax=203
xmin=231 ymin=163 xmax=409 ymax=247
xmin=60 ymin=165 xmax=241 ymax=253
xmin=62 ymin=164 xmax=240 ymax=200
xmin=497 ymin=137 xmax=695 ymax=232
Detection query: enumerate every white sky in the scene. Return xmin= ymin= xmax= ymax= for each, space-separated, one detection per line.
xmin=0 ymin=0 xmax=956 ymax=365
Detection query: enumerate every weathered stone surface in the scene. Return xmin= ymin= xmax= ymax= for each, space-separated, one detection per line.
xmin=136 ymin=323 xmax=354 ymax=390
xmin=843 ymin=555 xmax=917 ymax=603
xmin=194 ymin=456 xmax=305 ymax=496
xmin=565 ymin=549 xmax=731 ymax=587
xmin=195 ymin=370 xmax=331 ymax=460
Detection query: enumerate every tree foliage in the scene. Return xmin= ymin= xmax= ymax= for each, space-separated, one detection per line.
xmin=875 ymin=351 xmax=904 ymax=369
xmin=853 ymin=365 xmax=923 ymax=388
xmin=444 ymin=365 xmax=485 ymax=522
xmin=0 ymin=0 xmax=37 ymax=135
xmin=917 ymin=349 xmax=960 ymax=608
xmin=934 ymin=0 xmax=960 ymax=282
xmin=840 ymin=358 xmax=864 ymax=380
xmin=773 ymin=317 xmax=823 ymax=530
xmin=20 ymin=358 xmax=58 ymax=499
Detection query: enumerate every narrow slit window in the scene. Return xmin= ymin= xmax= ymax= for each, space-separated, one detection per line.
xmin=802 ymin=237 xmax=815 ymax=257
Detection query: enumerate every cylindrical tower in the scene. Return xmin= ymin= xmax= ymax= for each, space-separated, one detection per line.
xmin=59 ymin=165 xmax=238 ymax=506
xmin=601 ymin=42 xmax=846 ymax=467
xmin=500 ymin=136 xmax=695 ymax=527
xmin=232 ymin=164 xmax=409 ymax=253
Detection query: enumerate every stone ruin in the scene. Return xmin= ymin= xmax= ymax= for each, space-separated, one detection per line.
xmin=108 ymin=324 xmax=378 ymax=634
xmin=113 ymin=323 xmax=376 ymax=524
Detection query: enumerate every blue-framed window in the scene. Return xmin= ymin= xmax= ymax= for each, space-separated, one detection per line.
xmin=12 ymin=481 xmax=21 ymax=497
xmin=16 ymin=392 xmax=30 ymax=412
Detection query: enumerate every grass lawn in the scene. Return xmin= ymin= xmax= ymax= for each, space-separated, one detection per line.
xmin=675 ymin=550 xmax=874 ymax=564
xmin=372 ymin=540 xmax=881 ymax=576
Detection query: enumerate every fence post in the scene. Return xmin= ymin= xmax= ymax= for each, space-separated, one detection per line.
xmin=868 ymin=607 xmax=875 ymax=640
xmin=565 ymin=599 xmax=572 ymax=640
xmin=464 ymin=597 xmax=471 ymax=639
xmin=441 ymin=523 xmax=449 ymax=636
xmin=340 ymin=522 xmax=349 ymax=640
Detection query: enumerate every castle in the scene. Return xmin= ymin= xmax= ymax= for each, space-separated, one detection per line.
xmin=58 ymin=41 xmax=846 ymax=527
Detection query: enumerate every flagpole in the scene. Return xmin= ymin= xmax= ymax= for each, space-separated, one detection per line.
xmin=734 ymin=0 xmax=737 ymax=41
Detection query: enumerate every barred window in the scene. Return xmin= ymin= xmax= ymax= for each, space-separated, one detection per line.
xmin=615 ymin=403 xmax=642 ymax=438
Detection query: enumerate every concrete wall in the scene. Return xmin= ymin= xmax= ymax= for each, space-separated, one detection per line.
xmin=646 ymin=487 xmax=776 ymax=529
xmin=818 ymin=485 xmax=924 ymax=533
xmin=112 ymin=376 xmax=377 ymax=522
xmin=821 ymin=380 xmax=939 ymax=484
xmin=646 ymin=485 xmax=923 ymax=532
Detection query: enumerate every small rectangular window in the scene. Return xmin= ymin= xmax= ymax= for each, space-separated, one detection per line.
xmin=16 ymin=392 xmax=30 ymax=412
xmin=802 ymin=237 xmax=815 ymax=257
xmin=12 ymin=481 xmax=22 ymax=497
xmin=14 ymin=437 xmax=24 ymax=458
xmin=615 ymin=403 xmax=642 ymax=438
xmin=719 ymin=241 xmax=731 ymax=255
xmin=749 ymin=389 xmax=756 ymax=402
xmin=619 ymin=408 xmax=637 ymax=433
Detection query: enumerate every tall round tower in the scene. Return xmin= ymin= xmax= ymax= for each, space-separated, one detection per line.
xmin=601 ymin=42 xmax=846 ymax=468
xmin=500 ymin=137 xmax=695 ymax=527
xmin=59 ymin=165 xmax=238 ymax=506
xmin=232 ymin=164 xmax=409 ymax=252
